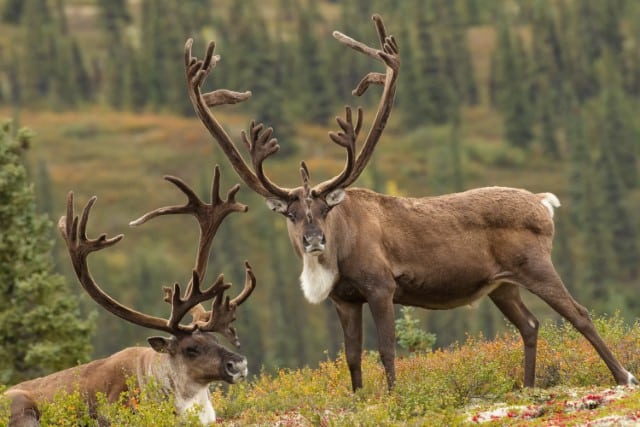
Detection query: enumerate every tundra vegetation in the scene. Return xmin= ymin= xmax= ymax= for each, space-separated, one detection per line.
xmin=0 ymin=313 xmax=638 ymax=425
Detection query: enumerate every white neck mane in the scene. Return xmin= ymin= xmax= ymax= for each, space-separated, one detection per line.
xmin=140 ymin=353 xmax=217 ymax=424
xmin=174 ymin=387 xmax=216 ymax=425
xmin=300 ymin=255 xmax=337 ymax=304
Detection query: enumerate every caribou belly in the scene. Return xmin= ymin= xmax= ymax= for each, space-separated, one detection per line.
xmin=392 ymin=268 xmax=503 ymax=309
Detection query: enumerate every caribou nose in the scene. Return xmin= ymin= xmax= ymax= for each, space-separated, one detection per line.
xmin=225 ymin=358 xmax=248 ymax=382
xmin=303 ymin=233 xmax=326 ymax=254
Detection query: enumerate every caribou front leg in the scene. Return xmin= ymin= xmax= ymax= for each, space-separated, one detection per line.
xmin=333 ymin=298 xmax=364 ymax=391
xmin=367 ymin=286 xmax=397 ymax=390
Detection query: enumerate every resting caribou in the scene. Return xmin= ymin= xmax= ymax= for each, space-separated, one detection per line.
xmin=5 ymin=168 xmax=255 ymax=426
xmin=184 ymin=13 xmax=638 ymax=391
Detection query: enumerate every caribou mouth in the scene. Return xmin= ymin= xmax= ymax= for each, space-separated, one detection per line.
xmin=225 ymin=359 xmax=248 ymax=383
xmin=304 ymin=240 xmax=326 ymax=255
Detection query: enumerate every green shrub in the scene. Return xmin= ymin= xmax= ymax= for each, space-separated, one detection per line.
xmin=2 ymin=314 xmax=638 ymax=425
xmin=395 ymin=307 xmax=437 ymax=354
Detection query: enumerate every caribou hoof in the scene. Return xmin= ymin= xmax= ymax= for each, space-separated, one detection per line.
xmin=628 ymin=371 xmax=639 ymax=386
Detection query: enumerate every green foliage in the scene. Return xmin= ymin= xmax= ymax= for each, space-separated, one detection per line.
xmin=0 ymin=121 xmax=94 ymax=384
xmin=395 ymin=307 xmax=436 ymax=354
xmin=39 ymin=388 xmax=94 ymax=426
xmin=7 ymin=376 xmax=202 ymax=426
xmin=214 ymin=313 xmax=640 ymax=425
xmin=492 ymin=13 xmax=535 ymax=149
xmin=0 ymin=385 xmax=9 ymax=426
xmin=95 ymin=377 xmax=202 ymax=426
xmin=536 ymin=311 xmax=640 ymax=388
xmin=1 ymin=0 xmax=24 ymax=23
xmin=1 ymin=314 xmax=637 ymax=425
xmin=2 ymin=0 xmax=640 ymax=396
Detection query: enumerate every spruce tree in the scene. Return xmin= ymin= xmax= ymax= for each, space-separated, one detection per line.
xmin=593 ymin=53 xmax=638 ymax=278
xmin=294 ymin=6 xmax=335 ymax=125
xmin=406 ymin=0 xmax=452 ymax=126
xmin=18 ymin=0 xmax=54 ymax=106
xmin=250 ymin=21 xmax=296 ymax=156
xmin=0 ymin=122 xmax=94 ymax=384
xmin=530 ymin=1 xmax=562 ymax=158
xmin=1 ymin=0 xmax=24 ymax=24
xmin=492 ymin=15 xmax=534 ymax=149
xmin=434 ymin=0 xmax=478 ymax=106
xmin=563 ymin=86 xmax=589 ymax=228
xmin=597 ymin=50 xmax=637 ymax=189
xmin=96 ymin=0 xmax=131 ymax=109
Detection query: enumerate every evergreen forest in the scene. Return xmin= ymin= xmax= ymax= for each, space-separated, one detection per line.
xmin=1 ymin=0 xmax=640 ymax=386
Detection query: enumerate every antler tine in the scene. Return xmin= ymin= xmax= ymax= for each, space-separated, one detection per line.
xmin=185 ymin=38 xmax=291 ymax=200
xmin=313 ymin=106 xmax=362 ymax=196
xmin=59 ymin=192 xmax=183 ymax=335
xmin=240 ymin=120 xmax=292 ymax=200
xmin=130 ymin=167 xmax=247 ymax=288
xmin=165 ymin=270 xmax=231 ymax=331
xmin=230 ymin=260 xmax=257 ymax=306
xmin=320 ymin=13 xmax=399 ymax=191
xmin=196 ymin=262 xmax=256 ymax=346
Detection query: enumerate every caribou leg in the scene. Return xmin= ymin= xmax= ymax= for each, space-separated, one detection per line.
xmin=367 ymin=291 xmax=397 ymax=390
xmin=489 ymin=283 xmax=540 ymax=387
xmin=333 ymin=299 xmax=364 ymax=391
xmin=518 ymin=258 xmax=638 ymax=386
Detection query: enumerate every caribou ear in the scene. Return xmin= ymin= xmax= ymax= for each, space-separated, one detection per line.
xmin=325 ymin=189 xmax=346 ymax=207
xmin=148 ymin=336 xmax=176 ymax=354
xmin=266 ymin=198 xmax=288 ymax=213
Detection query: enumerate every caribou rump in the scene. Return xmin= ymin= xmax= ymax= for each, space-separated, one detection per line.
xmin=5 ymin=168 xmax=255 ymax=426
xmin=183 ymin=13 xmax=638 ymax=391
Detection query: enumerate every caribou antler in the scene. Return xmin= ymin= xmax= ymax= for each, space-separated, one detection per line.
xmin=60 ymin=193 xmax=223 ymax=335
xmin=60 ymin=167 xmax=256 ymax=342
xmin=311 ymin=106 xmax=363 ymax=196
xmin=185 ymin=14 xmax=399 ymax=201
xmin=130 ymin=165 xmax=247 ymax=289
xmin=185 ymin=39 xmax=292 ymax=200
xmin=313 ymin=13 xmax=399 ymax=195
xmin=130 ymin=166 xmax=255 ymax=344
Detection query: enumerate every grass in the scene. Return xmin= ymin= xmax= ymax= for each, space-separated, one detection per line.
xmin=3 ymin=313 xmax=637 ymax=426
xmin=211 ymin=313 xmax=640 ymax=426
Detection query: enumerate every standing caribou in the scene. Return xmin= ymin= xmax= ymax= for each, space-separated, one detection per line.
xmin=184 ymin=14 xmax=638 ymax=391
xmin=5 ymin=168 xmax=255 ymax=426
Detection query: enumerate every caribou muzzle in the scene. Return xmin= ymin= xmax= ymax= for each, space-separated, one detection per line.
xmin=302 ymin=232 xmax=326 ymax=254
xmin=225 ymin=356 xmax=248 ymax=383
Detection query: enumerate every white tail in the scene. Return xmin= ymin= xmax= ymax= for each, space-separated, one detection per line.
xmin=540 ymin=192 xmax=561 ymax=218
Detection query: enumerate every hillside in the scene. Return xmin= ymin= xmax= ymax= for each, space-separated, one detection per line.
xmin=2 ymin=0 xmax=640 ymax=393
xmin=1 ymin=315 xmax=638 ymax=425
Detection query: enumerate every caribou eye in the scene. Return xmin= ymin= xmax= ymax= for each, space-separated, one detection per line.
xmin=286 ymin=211 xmax=296 ymax=221
xmin=184 ymin=346 xmax=200 ymax=358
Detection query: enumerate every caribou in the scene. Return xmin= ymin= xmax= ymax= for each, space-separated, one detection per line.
xmin=5 ymin=167 xmax=255 ymax=426
xmin=184 ymin=14 xmax=638 ymax=391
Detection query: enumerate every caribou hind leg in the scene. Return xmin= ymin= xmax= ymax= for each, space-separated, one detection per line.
xmin=7 ymin=390 xmax=40 ymax=427
xmin=517 ymin=258 xmax=638 ymax=386
xmin=489 ymin=283 xmax=540 ymax=387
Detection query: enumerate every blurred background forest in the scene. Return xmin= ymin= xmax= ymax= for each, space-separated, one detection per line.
xmin=2 ymin=0 xmax=640 ymax=384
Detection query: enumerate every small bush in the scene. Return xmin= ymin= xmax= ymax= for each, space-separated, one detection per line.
xmin=395 ymin=307 xmax=436 ymax=354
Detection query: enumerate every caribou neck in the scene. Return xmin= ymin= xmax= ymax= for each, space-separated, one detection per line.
xmin=136 ymin=350 xmax=217 ymax=424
